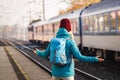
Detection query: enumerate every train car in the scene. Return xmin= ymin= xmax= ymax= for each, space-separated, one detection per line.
xmin=81 ymin=0 xmax=120 ymax=61
xmin=28 ymin=0 xmax=120 ymax=62
xmin=30 ymin=9 xmax=83 ymax=46
xmin=49 ymin=9 xmax=83 ymax=46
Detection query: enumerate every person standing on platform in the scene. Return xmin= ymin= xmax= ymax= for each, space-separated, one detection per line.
xmin=33 ymin=18 xmax=104 ymax=80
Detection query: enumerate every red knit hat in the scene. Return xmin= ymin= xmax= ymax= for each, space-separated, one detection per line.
xmin=59 ymin=18 xmax=71 ymax=32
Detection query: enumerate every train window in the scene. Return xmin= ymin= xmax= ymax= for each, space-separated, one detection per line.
xmin=42 ymin=26 xmax=44 ymax=33
xmin=71 ymin=19 xmax=75 ymax=32
xmin=89 ymin=16 xmax=93 ymax=32
xmin=52 ymin=24 xmax=55 ymax=33
xmin=71 ymin=18 xmax=79 ymax=33
xmin=36 ymin=26 xmax=39 ymax=33
xmin=70 ymin=20 xmax=74 ymax=32
xmin=75 ymin=18 xmax=79 ymax=33
xmin=70 ymin=19 xmax=74 ymax=32
xmin=47 ymin=24 xmax=52 ymax=34
xmin=98 ymin=15 xmax=104 ymax=32
xmin=36 ymin=27 xmax=37 ymax=33
xmin=44 ymin=24 xmax=48 ymax=34
xmin=39 ymin=26 xmax=42 ymax=34
xmin=93 ymin=15 xmax=98 ymax=32
xmin=117 ymin=11 xmax=120 ymax=31
xmin=110 ymin=12 xmax=116 ymax=31
xmin=104 ymin=13 xmax=109 ymax=32
xmin=55 ymin=22 xmax=59 ymax=33
xmin=82 ymin=17 xmax=89 ymax=32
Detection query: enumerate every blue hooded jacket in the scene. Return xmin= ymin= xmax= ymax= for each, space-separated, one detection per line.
xmin=36 ymin=28 xmax=99 ymax=77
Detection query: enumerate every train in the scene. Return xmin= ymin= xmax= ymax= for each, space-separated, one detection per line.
xmin=28 ymin=0 xmax=120 ymax=62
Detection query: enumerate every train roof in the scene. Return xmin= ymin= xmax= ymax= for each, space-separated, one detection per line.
xmin=48 ymin=8 xmax=83 ymax=23
xmin=82 ymin=0 xmax=120 ymax=16
xmin=68 ymin=9 xmax=83 ymax=19
xmin=32 ymin=8 xmax=83 ymax=27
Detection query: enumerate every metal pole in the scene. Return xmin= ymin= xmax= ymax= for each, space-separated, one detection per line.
xmin=43 ymin=0 xmax=45 ymax=20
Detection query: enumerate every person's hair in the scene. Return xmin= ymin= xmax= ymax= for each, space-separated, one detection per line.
xmin=69 ymin=31 xmax=74 ymax=39
xmin=59 ymin=18 xmax=71 ymax=32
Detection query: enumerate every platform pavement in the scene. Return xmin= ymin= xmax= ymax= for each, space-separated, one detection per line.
xmin=0 ymin=46 xmax=18 ymax=80
xmin=0 ymin=45 xmax=52 ymax=80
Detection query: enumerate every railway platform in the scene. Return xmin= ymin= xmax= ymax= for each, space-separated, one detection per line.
xmin=0 ymin=44 xmax=51 ymax=80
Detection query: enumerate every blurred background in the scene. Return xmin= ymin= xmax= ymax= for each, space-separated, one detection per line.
xmin=0 ymin=0 xmax=100 ymax=40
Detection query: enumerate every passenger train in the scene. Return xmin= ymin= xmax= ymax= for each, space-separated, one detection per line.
xmin=28 ymin=0 xmax=120 ymax=62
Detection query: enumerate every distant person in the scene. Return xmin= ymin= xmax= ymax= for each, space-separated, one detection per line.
xmin=33 ymin=18 xmax=104 ymax=80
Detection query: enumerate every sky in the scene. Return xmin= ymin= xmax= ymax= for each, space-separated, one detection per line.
xmin=0 ymin=0 xmax=69 ymax=26
xmin=45 ymin=0 xmax=69 ymax=19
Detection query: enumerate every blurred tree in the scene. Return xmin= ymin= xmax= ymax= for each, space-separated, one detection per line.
xmin=59 ymin=0 xmax=100 ymax=15
xmin=59 ymin=9 xmax=66 ymax=15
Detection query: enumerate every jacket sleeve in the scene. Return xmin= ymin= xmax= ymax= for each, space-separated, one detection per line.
xmin=36 ymin=44 xmax=50 ymax=58
xmin=70 ymin=40 xmax=99 ymax=62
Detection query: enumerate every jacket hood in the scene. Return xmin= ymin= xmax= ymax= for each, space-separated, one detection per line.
xmin=56 ymin=28 xmax=71 ymax=38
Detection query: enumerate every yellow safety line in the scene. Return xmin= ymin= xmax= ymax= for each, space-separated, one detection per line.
xmin=4 ymin=46 xmax=30 ymax=80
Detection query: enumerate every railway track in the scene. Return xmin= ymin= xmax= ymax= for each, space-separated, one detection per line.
xmin=3 ymin=41 xmax=120 ymax=80
xmin=4 ymin=39 xmax=120 ymax=80
xmin=5 ymin=39 xmax=103 ymax=80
